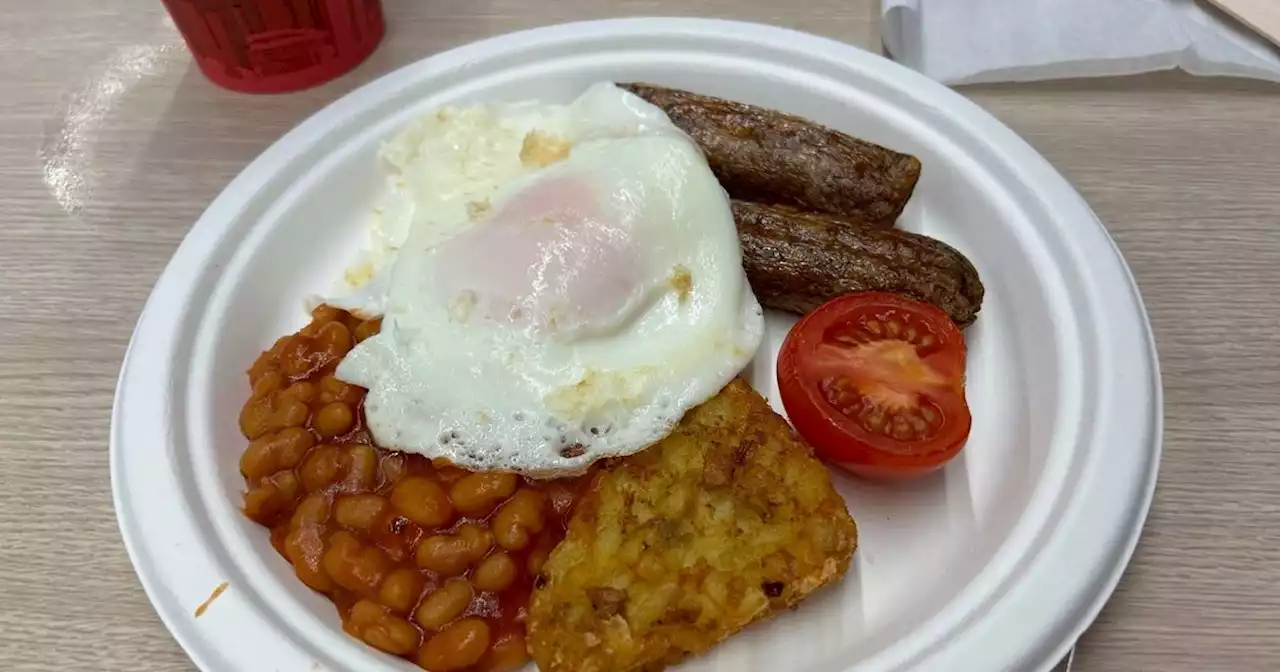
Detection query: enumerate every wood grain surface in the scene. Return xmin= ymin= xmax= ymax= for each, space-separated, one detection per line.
xmin=1206 ymin=0 xmax=1280 ymax=48
xmin=1 ymin=1 xmax=1278 ymax=671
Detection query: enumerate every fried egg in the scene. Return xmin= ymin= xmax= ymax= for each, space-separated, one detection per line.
xmin=330 ymin=83 xmax=763 ymax=476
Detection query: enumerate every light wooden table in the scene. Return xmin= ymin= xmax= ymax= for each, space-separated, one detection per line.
xmin=2 ymin=1 xmax=1278 ymax=671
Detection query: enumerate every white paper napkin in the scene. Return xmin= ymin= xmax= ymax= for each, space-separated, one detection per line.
xmin=882 ymin=0 xmax=1280 ymax=85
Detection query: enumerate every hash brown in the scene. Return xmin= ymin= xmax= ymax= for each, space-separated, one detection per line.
xmin=527 ymin=379 xmax=858 ymax=672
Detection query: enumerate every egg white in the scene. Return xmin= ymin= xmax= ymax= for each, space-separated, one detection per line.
xmin=331 ymin=83 xmax=763 ymax=476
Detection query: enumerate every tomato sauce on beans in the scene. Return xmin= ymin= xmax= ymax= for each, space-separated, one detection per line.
xmin=239 ymin=305 xmax=586 ymax=671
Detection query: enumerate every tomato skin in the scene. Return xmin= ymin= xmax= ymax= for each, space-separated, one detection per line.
xmin=777 ymin=293 xmax=972 ymax=479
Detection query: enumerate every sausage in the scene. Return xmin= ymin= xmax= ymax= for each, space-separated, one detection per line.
xmin=621 ymin=83 xmax=921 ymax=225
xmin=733 ymin=201 xmax=984 ymax=327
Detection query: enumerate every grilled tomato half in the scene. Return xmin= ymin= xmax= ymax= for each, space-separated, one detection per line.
xmin=777 ymin=292 xmax=971 ymax=478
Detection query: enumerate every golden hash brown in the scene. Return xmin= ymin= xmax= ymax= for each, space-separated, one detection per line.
xmin=527 ymin=379 xmax=857 ymax=672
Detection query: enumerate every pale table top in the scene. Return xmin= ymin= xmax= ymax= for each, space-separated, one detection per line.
xmin=2 ymin=1 xmax=1278 ymax=671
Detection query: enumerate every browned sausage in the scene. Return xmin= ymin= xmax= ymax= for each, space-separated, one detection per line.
xmin=733 ymin=201 xmax=984 ymax=327
xmin=621 ymin=83 xmax=921 ymax=225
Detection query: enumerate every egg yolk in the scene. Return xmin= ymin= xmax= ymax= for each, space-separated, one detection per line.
xmin=433 ymin=174 xmax=647 ymax=340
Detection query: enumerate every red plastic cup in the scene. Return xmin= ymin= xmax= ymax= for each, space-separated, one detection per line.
xmin=162 ymin=0 xmax=385 ymax=94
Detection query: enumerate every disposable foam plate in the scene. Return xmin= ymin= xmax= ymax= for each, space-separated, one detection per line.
xmin=111 ymin=18 xmax=1162 ymax=672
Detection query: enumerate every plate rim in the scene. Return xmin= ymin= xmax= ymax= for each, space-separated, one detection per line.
xmin=110 ymin=16 xmax=1162 ymax=672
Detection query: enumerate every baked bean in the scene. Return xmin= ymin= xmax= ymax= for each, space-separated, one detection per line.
xmin=342 ymin=310 xmax=365 ymax=333
xmin=414 ymin=578 xmax=474 ymax=629
xmin=250 ymin=369 xmax=284 ymax=400
xmin=241 ymin=427 xmax=315 ymax=480
xmin=335 ymin=494 xmax=388 ymax=531
xmin=248 ymin=357 xmax=278 ymax=388
xmin=419 ymin=618 xmax=491 ymax=671
xmin=248 ymin=334 xmax=291 ymax=381
xmin=433 ymin=460 xmax=470 ymax=485
xmin=300 ymin=446 xmax=343 ymax=492
xmin=268 ymin=332 xmax=294 ymax=356
xmin=280 ymin=380 xmax=317 ymax=404
xmin=472 ymin=553 xmax=517 ymax=592
xmin=345 ymin=445 xmax=378 ymax=491
xmin=379 ymin=453 xmax=409 ymax=485
xmin=363 ymin=619 xmax=420 ymax=656
xmin=545 ymin=482 xmax=577 ymax=517
xmin=267 ymin=470 xmax=301 ymax=500
xmin=478 ymin=632 xmax=528 ymax=672
xmin=243 ymin=392 xmax=311 ymax=439
xmin=243 ymin=470 xmax=301 ymax=524
xmin=449 ymin=472 xmax=518 ymax=516
xmin=311 ymin=304 xmax=345 ymax=325
xmin=285 ymin=526 xmax=332 ymax=592
xmin=324 ymin=531 xmax=390 ymax=593
xmin=392 ymin=477 xmax=454 ymax=527
xmin=457 ymin=523 xmax=495 ymax=561
xmin=492 ymin=490 xmax=546 ymax=551
xmin=238 ymin=395 xmax=277 ymax=440
xmin=324 ymin=531 xmax=363 ymax=576
xmin=415 ymin=535 xmax=470 ymax=576
xmin=242 ymin=486 xmax=279 ymax=524
xmin=348 ymin=548 xmax=392 ymax=593
xmin=302 ymin=445 xmax=379 ymax=494
xmin=291 ymin=493 xmax=331 ymax=528
xmin=280 ymin=398 xmax=310 ymax=428
xmin=526 ymin=546 xmax=550 ymax=578
xmin=349 ymin=599 xmax=420 ymax=656
xmin=353 ymin=318 xmax=382 ymax=343
xmin=379 ymin=568 xmax=425 ymax=614
xmin=239 ymin=437 xmax=276 ymax=480
xmin=316 ymin=321 xmax=354 ymax=361
xmin=315 ymin=402 xmax=354 ymax=438
xmin=414 ymin=524 xmax=490 ymax=576
xmin=319 ymin=374 xmax=363 ymax=405
xmin=275 ymin=427 xmax=315 ymax=470
xmin=280 ymin=337 xmax=318 ymax=378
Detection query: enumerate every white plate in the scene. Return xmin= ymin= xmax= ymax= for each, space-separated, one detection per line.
xmin=111 ymin=18 xmax=1161 ymax=672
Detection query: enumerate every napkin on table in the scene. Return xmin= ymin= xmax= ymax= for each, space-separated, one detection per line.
xmin=881 ymin=0 xmax=1280 ymax=85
